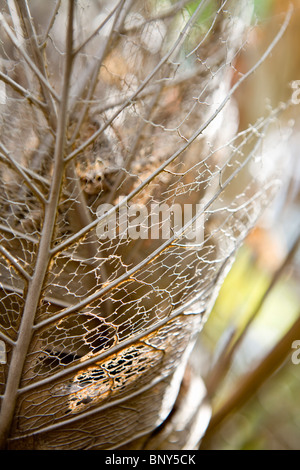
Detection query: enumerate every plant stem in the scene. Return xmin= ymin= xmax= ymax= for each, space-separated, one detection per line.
xmin=201 ymin=310 xmax=300 ymax=446
xmin=0 ymin=0 xmax=74 ymax=448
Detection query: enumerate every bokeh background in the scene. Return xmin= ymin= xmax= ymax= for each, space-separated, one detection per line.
xmin=199 ymin=0 xmax=300 ymax=450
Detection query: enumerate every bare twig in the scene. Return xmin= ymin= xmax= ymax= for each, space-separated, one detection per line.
xmin=0 ymin=71 xmax=46 ymax=110
xmin=68 ymin=0 xmax=126 ymax=145
xmin=39 ymin=0 xmax=61 ymax=48
xmin=0 ymin=0 xmax=75 ymax=448
xmin=105 ymin=86 xmax=162 ymax=204
xmin=73 ymin=0 xmax=124 ymax=55
xmin=65 ymin=0 xmax=209 ymax=163
xmin=205 ymin=231 xmax=300 ymax=398
xmin=120 ymin=0 xmax=193 ymax=34
xmin=0 ymin=11 xmax=60 ymax=103
xmin=0 ymin=143 xmax=46 ymax=204
xmin=19 ymin=253 xmax=233 ymax=396
xmin=201 ymin=310 xmax=300 ymax=444
xmin=13 ymin=0 xmax=58 ymax=125
xmin=52 ymin=5 xmax=292 ymax=255
xmin=37 ymin=133 xmax=270 ymax=330
xmin=0 ymin=243 xmax=31 ymax=281
xmin=0 ymin=331 xmax=16 ymax=347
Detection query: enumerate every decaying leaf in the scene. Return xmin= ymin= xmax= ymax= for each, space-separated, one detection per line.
xmin=0 ymin=0 xmax=293 ymax=450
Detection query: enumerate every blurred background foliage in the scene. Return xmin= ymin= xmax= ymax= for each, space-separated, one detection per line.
xmin=198 ymin=0 xmax=300 ymax=450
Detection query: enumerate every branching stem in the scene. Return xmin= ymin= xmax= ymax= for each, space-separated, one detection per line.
xmin=0 ymin=0 xmax=75 ymax=448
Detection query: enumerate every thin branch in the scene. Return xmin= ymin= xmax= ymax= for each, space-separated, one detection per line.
xmin=0 ymin=11 xmax=60 ymax=103
xmin=68 ymin=0 xmax=128 ymax=111
xmin=120 ymin=0 xmax=192 ymax=35
xmin=0 ymin=280 xmax=76 ymax=310
xmin=6 ymin=0 xmax=24 ymax=47
xmin=19 ymin=253 xmax=235 ymax=395
xmin=0 ymin=0 xmax=75 ymax=449
xmin=52 ymin=4 xmax=292 ymax=256
xmin=16 ymin=0 xmax=40 ymax=46
xmin=68 ymin=0 xmax=126 ymax=146
xmin=39 ymin=0 xmax=61 ymax=48
xmin=37 ymin=132 xmax=270 ymax=333
xmin=54 ymin=118 xmax=267 ymax=255
xmin=73 ymin=0 xmax=124 ymax=55
xmin=9 ymin=369 xmax=171 ymax=442
xmin=0 ymin=243 xmax=31 ymax=281
xmin=0 ymin=71 xmax=46 ymax=110
xmin=186 ymin=0 xmax=228 ymax=59
xmin=0 ymin=224 xmax=38 ymax=245
xmin=0 ymin=143 xmax=46 ymax=204
xmin=65 ymin=0 xmax=209 ymax=163
xmin=63 ymin=0 xmax=129 ymax=254
xmin=205 ymin=230 xmax=300 ymax=397
xmin=90 ymin=64 xmax=216 ymax=115
xmin=13 ymin=0 xmax=58 ymax=125
xmin=0 ymin=331 xmax=16 ymax=347
xmin=201 ymin=310 xmax=300 ymax=444
xmin=105 ymin=86 xmax=162 ymax=204
xmin=64 ymin=160 xmax=113 ymax=315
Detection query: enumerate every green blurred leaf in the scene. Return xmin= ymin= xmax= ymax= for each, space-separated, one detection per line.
xmin=253 ymin=0 xmax=274 ymax=21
